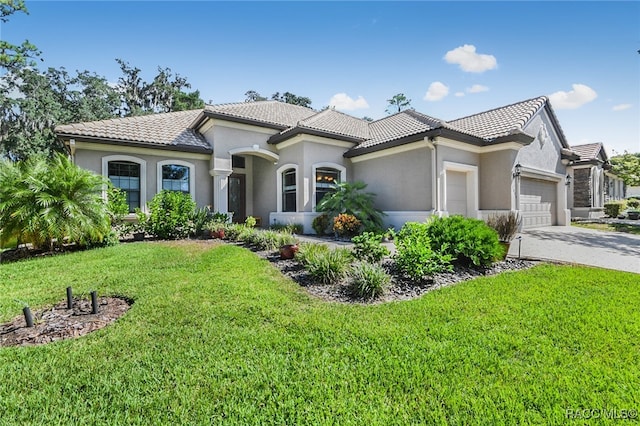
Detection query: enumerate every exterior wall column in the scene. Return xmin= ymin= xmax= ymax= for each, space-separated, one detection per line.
xmin=210 ymin=168 xmax=233 ymax=216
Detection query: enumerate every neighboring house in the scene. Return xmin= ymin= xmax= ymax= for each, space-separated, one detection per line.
xmin=55 ymin=96 xmax=579 ymax=233
xmin=568 ymin=142 xmax=626 ymax=218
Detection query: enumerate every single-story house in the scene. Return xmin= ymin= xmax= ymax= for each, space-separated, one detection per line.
xmin=568 ymin=142 xmax=626 ymax=218
xmin=55 ymin=96 xmax=581 ymax=233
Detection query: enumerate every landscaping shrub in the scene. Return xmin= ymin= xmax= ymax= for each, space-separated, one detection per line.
xmin=627 ymin=198 xmax=639 ymax=209
xmin=486 ymin=211 xmax=521 ymax=242
xmin=348 ymin=261 xmax=391 ymax=300
xmin=146 ymin=190 xmax=196 ymax=239
xmin=312 ymin=214 xmax=331 ymax=235
xmin=604 ymin=201 xmax=626 ymax=218
xmin=333 ymin=213 xmax=361 ymax=238
xmin=316 ymin=181 xmax=385 ymax=233
xmin=394 ymin=222 xmax=453 ymax=280
xmin=295 ymin=242 xmax=330 ymax=266
xmin=426 ymin=216 xmax=502 ymax=266
xmin=221 ymin=223 xmax=245 ymax=241
xmin=351 ymin=232 xmax=390 ymax=263
xmin=190 ymin=207 xmax=212 ymax=237
xmin=271 ymin=222 xmax=303 ymax=235
xmin=0 ymin=154 xmax=111 ymax=250
xmin=305 ymin=248 xmax=352 ymax=284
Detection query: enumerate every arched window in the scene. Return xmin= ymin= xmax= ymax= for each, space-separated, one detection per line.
xmin=157 ymin=160 xmax=195 ymax=199
xmin=108 ymin=161 xmax=141 ymax=212
xmin=315 ymin=167 xmax=340 ymax=206
xmin=161 ymin=164 xmax=190 ymax=193
xmin=282 ymin=168 xmax=296 ymax=212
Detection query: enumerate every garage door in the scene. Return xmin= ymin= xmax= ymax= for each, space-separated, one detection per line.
xmin=447 ymin=171 xmax=467 ymax=216
xmin=520 ymin=178 xmax=556 ymax=228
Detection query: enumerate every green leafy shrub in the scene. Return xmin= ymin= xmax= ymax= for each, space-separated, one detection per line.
xmin=270 ymin=222 xmax=303 ymax=234
xmin=305 ymin=248 xmax=352 ymax=285
xmin=245 ymin=216 xmax=257 ymax=228
xmin=427 ymin=216 xmax=502 ymax=266
xmin=295 ymin=242 xmax=330 ymax=266
xmin=333 ymin=213 xmax=361 ymax=237
xmin=312 ymin=214 xmax=331 ymax=236
xmin=220 ymin=223 xmax=245 ymax=241
xmin=316 ymin=181 xmax=385 ymax=233
xmin=604 ymin=201 xmax=626 ymax=218
xmin=190 ymin=207 xmax=211 ymax=237
xmin=146 ymin=190 xmax=196 ymax=239
xmin=0 ymin=154 xmax=110 ymax=250
xmin=394 ymin=222 xmax=453 ymax=280
xmin=107 ymin=185 xmax=129 ymax=225
xmin=352 ymin=232 xmax=390 ymax=263
xmin=348 ymin=262 xmax=391 ymax=300
xmin=627 ymin=198 xmax=639 ymax=209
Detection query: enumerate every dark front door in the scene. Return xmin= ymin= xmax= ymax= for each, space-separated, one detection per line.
xmin=228 ymin=174 xmax=246 ymax=223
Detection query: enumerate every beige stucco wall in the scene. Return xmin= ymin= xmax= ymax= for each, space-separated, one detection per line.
xmin=74 ymin=146 xmax=212 ymax=210
xmin=516 ymin=111 xmax=565 ymax=174
xmin=479 ymin=149 xmax=518 ymax=210
xmin=352 ymin=146 xmax=432 ymax=211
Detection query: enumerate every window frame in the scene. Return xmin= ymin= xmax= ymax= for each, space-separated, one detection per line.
xmin=157 ymin=160 xmax=195 ymax=200
xmin=102 ymin=155 xmax=147 ymax=213
xmin=276 ymin=164 xmax=298 ymax=213
xmin=312 ymin=162 xmax=346 ymax=211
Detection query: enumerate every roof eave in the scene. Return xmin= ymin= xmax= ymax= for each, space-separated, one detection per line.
xmin=201 ymin=111 xmax=288 ymax=131
xmin=344 ymin=130 xmax=437 ymax=158
xmin=56 ymin=134 xmax=213 ymax=154
xmin=489 ymin=131 xmax=535 ymax=145
xmin=268 ymin=127 xmax=363 ymax=145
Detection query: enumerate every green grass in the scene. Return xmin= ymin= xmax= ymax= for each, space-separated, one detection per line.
xmin=0 ymin=241 xmax=638 ymax=425
xmin=572 ymin=221 xmax=640 ymax=235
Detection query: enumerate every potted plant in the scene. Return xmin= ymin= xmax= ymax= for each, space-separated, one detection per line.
xmin=279 ymin=234 xmax=299 ymax=259
xmin=132 ymin=209 xmax=148 ymax=241
xmin=486 ymin=212 xmax=521 ymax=259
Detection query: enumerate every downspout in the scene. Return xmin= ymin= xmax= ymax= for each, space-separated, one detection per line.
xmin=426 ymin=137 xmax=438 ymax=214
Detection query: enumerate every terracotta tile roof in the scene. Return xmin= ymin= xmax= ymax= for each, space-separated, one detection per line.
xmin=447 ymin=96 xmax=548 ymax=140
xmin=571 ymin=142 xmax=605 ymax=161
xmin=55 ymin=110 xmax=210 ymax=152
xmin=203 ymin=101 xmax=316 ymax=129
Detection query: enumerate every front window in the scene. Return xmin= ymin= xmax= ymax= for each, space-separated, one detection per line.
xmin=282 ymin=168 xmax=296 ymax=212
xmin=108 ymin=161 xmax=140 ymax=212
xmin=162 ymin=164 xmax=190 ymax=193
xmin=315 ymin=168 xmax=339 ymax=206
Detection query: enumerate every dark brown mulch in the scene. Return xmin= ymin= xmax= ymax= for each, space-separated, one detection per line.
xmin=0 ymin=297 xmax=132 ymax=348
xmin=254 ymin=244 xmax=538 ymax=304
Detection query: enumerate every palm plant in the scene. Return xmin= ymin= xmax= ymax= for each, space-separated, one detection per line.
xmin=315 ymin=181 xmax=385 ymax=233
xmin=0 ymin=154 xmax=110 ymax=250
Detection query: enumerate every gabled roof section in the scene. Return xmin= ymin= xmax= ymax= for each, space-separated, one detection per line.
xmin=268 ymin=108 xmax=369 ymax=144
xmin=447 ymin=96 xmax=550 ymax=141
xmin=350 ymin=110 xmax=443 ymax=153
xmin=572 ymin=142 xmax=607 ymax=162
xmin=55 ymin=109 xmax=211 ymax=153
xmin=197 ymin=101 xmax=317 ymax=130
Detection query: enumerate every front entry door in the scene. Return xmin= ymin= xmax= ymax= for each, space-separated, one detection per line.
xmin=228 ymin=174 xmax=246 ymax=223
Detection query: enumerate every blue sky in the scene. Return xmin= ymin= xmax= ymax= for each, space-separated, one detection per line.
xmin=3 ymin=1 xmax=639 ymax=155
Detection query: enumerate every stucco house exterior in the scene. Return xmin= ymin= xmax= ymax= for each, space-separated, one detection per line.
xmin=568 ymin=142 xmax=626 ymax=218
xmin=55 ymin=96 xmax=580 ymax=233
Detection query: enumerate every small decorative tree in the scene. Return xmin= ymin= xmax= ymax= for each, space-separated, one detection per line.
xmin=316 ymin=181 xmax=385 ymax=234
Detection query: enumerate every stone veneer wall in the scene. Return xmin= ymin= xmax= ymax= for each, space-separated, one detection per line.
xmin=573 ymin=168 xmax=592 ymax=207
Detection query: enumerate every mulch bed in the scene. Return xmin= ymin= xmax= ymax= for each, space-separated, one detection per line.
xmin=0 ymin=297 xmax=132 ymax=348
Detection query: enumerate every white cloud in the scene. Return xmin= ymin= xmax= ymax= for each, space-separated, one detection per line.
xmin=548 ymin=84 xmax=597 ymax=109
xmin=612 ymin=103 xmax=632 ymax=111
xmin=444 ymin=44 xmax=497 ymax=73
xmin=467 ymin=84 xmax=489 ymax=93
xmin=454 ymin=92 xmax=465 ymax=97
xmin=328 ymin=93 xmax=369 ymax=111
xmin=424 ymin=81 xmax=449 ymax=101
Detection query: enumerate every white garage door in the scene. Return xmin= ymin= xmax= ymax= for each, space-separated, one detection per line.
xmin=520 ymin=178 xmax=556 ymax=228
xmin=447 ymin=171 xmax=467 ymax=216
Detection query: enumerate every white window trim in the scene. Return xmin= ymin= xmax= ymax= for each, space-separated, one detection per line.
xmin=157 ymin=159 xmax=196 ymax=200
xmin=276 ymin=163 xmax=298 ymax=213
xmin=102 ymin=155 xmax=147 ymax=212
xmin=311 ymin=162 xmax=346 ymax=211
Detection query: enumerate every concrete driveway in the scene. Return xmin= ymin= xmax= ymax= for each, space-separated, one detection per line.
xmin=508 ymin=226 xmax=640 ymax=274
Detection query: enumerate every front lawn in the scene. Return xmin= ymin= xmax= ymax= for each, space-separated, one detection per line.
xmin=0 ymin=241 xmax=638 ymax=424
